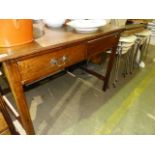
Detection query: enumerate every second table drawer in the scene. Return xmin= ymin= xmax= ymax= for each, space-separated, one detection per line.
xmin=87 ymin=33 xmax=119 ymax=57
xmin=17 ymin=44 xmax=86 ymax=84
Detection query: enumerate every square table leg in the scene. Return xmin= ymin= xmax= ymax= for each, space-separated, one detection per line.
xmin=3 ymin=61 xmax=35 ymax=135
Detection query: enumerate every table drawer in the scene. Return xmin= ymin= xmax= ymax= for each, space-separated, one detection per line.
xmin=17 ymin=44 xmax=86 ymax=84
xmin=87 ymin=33 xmax=119 ymax=57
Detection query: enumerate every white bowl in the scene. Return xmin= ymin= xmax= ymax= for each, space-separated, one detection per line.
xmin=67 ymin=19 xmax=106 ymax=28
xmin=66 ymin=19 xmax=107 ymax=33
xmin=43 ymin=19 xmax=66 ymax=28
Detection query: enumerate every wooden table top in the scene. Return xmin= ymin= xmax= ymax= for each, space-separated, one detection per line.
xmin=0 ymin=23 xmax=146 ymax=63
xmin=121 ymin=24 xmax=146 ymax=36
xmin=125 ymin=23 xmax=146 ymax=30
xmin=0 ymin=25 xmax=124 ymax=62
xmin=127 ymin=19 xmax=153 ymax=24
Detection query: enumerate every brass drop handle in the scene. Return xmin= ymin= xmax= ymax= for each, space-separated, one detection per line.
xmin=50 ymin=55 xmax=69 ymax=67
xmin=50 ymin=58 xmax=58 ymax=65
xmin=62 ymin=55 xmax=68 ymax=62
xmin=57 ymin=55 xmax=68 ymax=67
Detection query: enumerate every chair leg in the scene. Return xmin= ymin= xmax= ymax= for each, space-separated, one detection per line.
xmin=132 ymin=40 xmax=140 ymax=71
xmin=140 ymin=38 xmax=147 ymax=63
xmin=112 ymin=54 xmax=119 ymax=87
xmin=126 ymin=51 xmax=130 ymax=75
xmin=128 ymin=46 xmax=134 ymax=74
xmin=143 ymin=35 xmax=151 ymax=61
xmin=131 ymin=44 xmax=137 ymax=73
xmin=113 ymin=48 xmax=122 ymax=87
xmin=122 ymin=54 xmax=128 ymax=77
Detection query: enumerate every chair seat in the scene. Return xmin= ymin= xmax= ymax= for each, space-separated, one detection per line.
xmin=106 ymin=35 xmax=135 ymax=55
xmin=119 ymin=35 xmax=137 ymax=43
xmin=118 ymin=42 xmax=134 ymax=47
xmin=119 ymin=46 xmax=132 ymax=51
xmin=106 ymin=46 xmax=132 ymax=55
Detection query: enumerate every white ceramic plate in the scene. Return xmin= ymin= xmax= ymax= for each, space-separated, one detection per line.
xmin=67 ymin=19 xmax=106 ymax=33
xmin=118 ymin=42 xmax=134 ymax=47
xmin=74 ymin=27 xmax=98 ymax=33
xmin=119 ymin=35 xmax=137 ymax=43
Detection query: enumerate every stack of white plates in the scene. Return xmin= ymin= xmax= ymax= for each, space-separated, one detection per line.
xmin=66 ymin=19 xmax=107 ymax=33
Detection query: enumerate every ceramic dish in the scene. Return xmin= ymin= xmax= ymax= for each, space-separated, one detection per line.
xmin=74 ymin=27 xmax=98 ymax=33
xmin=43 ymin=19 xmax=66 ymax=28
xmin=66 ymin=19 xmax=106 ymax=33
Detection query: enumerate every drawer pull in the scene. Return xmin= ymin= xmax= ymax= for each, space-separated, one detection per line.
xmin=59 ymin=55 xmax=69 ymax=66
xmin=62 ymin=55 xmax=68 ymax=62
xmin=50 ymin=58 xmax=58 ymax=65
xmin=50 ymin=55 xmax=69 ymax=67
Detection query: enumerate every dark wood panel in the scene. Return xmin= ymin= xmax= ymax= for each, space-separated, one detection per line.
xmin=87 ymin=33 xmax=119 ymax=57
